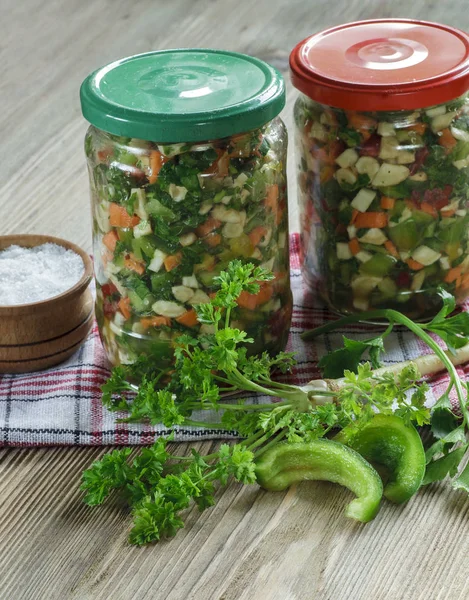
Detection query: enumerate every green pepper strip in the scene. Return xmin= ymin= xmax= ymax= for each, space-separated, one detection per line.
xmin=334 ymin=414 xmax=426 ymax=504
xmin=255 ymin=439 xmax=383 ymax=523
xmin=301 ymin=309 xmax=469 ymax=428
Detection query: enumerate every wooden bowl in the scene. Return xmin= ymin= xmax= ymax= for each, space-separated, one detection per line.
xmin=0 ymin=234 xmax=94 ymax=374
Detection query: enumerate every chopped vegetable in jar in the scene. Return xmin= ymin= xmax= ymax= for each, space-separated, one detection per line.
xmin=294 ymin=93 xmax=469 ymax=318
xmin=87 ymin=124 xmax=291 ymax=368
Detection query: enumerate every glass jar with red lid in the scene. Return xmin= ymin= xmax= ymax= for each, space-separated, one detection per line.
xmin=290 ymin=19 xmax=469 ymax=318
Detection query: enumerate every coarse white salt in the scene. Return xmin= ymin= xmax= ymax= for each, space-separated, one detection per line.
xmin=0 ymin=243 xmax=85 ymax=306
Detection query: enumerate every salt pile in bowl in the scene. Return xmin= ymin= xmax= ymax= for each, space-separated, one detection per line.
xmin=0 ymin=243 xmax=85 ymax=306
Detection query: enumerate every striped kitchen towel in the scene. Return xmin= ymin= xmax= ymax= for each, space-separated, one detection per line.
xmin=0 ymin=234 xmax=466 ymax=446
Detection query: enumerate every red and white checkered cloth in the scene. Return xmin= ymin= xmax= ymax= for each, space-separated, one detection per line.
xmin=0 ymin=234 xmax=466 ymax=447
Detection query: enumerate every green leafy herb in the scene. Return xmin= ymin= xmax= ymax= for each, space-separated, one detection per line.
xmin=318 ymin=335 xmax=385 ymax=378
xmin=302 ymin=287 xmax=469 ymax=495
xmin=338 ymin=173 xmax=371 ymax=193
xmin=339 ymin=128 xmax=362 ymax=148
xmin=83 ymin=260 xmax=456 ymax=545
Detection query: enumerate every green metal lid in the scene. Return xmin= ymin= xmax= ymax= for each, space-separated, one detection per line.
xmin=80 ymin=49 xmax=285 ymax=143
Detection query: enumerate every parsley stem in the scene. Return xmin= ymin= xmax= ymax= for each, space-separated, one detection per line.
xmin=385 ymin=309 xmax=469 ymax=427
xmin=225 ymin=306 xmax=232 ymax=329
xmin=246 ymin=432 xmax=270 ymax=451
xmin=379 ymin=321 xmax=394 ymax=340
xmin=303 ymin=308 xmax=469 ymax=427
xmin=213 ymin=375 xmax=236 ymax=386
xmin=256 ymin=376 xmax=305 ymax=392
xmin=228 ymin=369 xmax=312 ymax=412
xmin=229 ymin=368 xmax=292 ymax=398
xmin=301 ymin=311 xmax=389 ymax=340
xmin=216 ymin=402 xmax=289 ymax=411
xmin=241 ymin=429 xmax=269 ymax=449
xmin=184 ymin=420 xmax=229 ymax=429
xmin=253 ymin=429 xmax=287 ymax=457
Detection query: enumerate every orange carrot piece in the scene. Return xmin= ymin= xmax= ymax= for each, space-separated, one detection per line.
xmin=438 ymin=128 xmax=458 ymax=153
xmin=441 ymin=209 xmax=457 ymax=218
xmin=255 ymin=282 xmax=274 ymax=306
xmin=97 ymin=147 xmax=113 ymax=162
xmin=354 ymin=212 xmax=388 ymax=229
xmin=405 ymin=199 xmax=416 ymax=210
xmin=384 ymin=240 xmax=399 ymax=258
xmin=320 ymin=165 xmax=335 ymax=183
xmin=459 ymin=273 xmax=469 ymax=289
xmin=103 ymin=230 xmax=119 ymax=252
xmin=175 ymin=309 xmax=199 ymax=328
xmin=380 ymin=196 xmax=395 ymax=210
xmin=249 ymin=226 xmax=268 ymax=247
xmin=406 ymin=258 xmax=425 ymax=271
xmin=140 ymin=316 xmax=172 ymax=329
xmin=237 ymin=290 xmax=258 ymax=310
xmin=217 ymin=152 xmax=230 ymax=177
xmin=148 ymin=150 xmax=165 ymax=184
xmin=196 ymin=217 xmax=222 ymax=238
xmin=276 ymin=203 xmax=285 ymax=226
xmin=203 ymin=233 xmax=222 ymax=247
xmin=118 ymin=297 xmax=131 ymax=320
xmin=204 ymin=149 xmax=229 ymax=177
xmin=420 ymin=202 xmax=438 ymax=218
xmin=445 ymin=265 xmax=463 ymax=283
xmin=109 ymin=203 xmax=140 ymax=228
xmin=348 ymin=238 xmax=361 ymax=255
xmin=164 ymin=252 xmax=183 ymax=272
xmin=405 ymin=122 xmax=426 ymax=135
xmin=124 ymin=254 xmax=145 ymax=275
xmin=265 ymin=184 xmax=279 ymax=211
xmin=346 ymin=112 xmax=376 ymax=132
xmin=351 ymin=209 xmax=359 ymax=224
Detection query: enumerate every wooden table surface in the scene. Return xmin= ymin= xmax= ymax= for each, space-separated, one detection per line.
xmin=3 ymin=1 xmax=469 ymax=598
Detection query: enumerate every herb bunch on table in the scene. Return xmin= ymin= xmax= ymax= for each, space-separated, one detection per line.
xmin=81 ymin=261 xmax=469 ymax=545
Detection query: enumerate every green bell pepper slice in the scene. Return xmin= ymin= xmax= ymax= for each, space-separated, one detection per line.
xmin=412 ymin=209 xmax=434 ymax=228
xmin=438 ymin=216 xmax=469 ymax=244
xmin=388 ymin=219 xmax=421 ymax=251
xmin=335 ymin=414 xmax=426 ymax=504
xmin=132 ymin=235 xmax=159 ymax=260
xmin=360 ymin=254 xmax=396 ymax=277
xmin=117 ymin=228 xmax=134 ymax=250
xmin=255 ymin=439 xmax=383 ymax=522
xmin=379 ymin=182 xmax=412 ymax=199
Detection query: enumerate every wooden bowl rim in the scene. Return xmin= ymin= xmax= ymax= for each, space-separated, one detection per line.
xmin=0 ymin=234 xmax=93 ymax=315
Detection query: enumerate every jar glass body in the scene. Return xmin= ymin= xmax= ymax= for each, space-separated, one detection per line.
xmin=294 ymin=92 xmax=469 ymax=318
xmin=85 ymin=119 xmax=291 ymax=368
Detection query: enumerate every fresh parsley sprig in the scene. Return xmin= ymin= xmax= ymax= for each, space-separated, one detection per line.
xmin=302 ymin=289 xmax=469 ymax=491
xmin=82 ymin=260 xmax=435 ymax=545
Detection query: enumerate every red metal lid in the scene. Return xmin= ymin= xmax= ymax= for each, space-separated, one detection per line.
xmin=290 ymin=19 xmax=469 ymax=110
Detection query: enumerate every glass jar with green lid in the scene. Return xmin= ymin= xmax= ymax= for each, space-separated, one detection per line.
xmin=80 ymin=49 xmax=290 ymax=369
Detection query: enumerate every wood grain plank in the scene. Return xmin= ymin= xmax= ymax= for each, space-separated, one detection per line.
xmin=3 ymin=0 xmax=469 ymax=598
xmin=2 ymin=443 xmax=469 ymax=600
